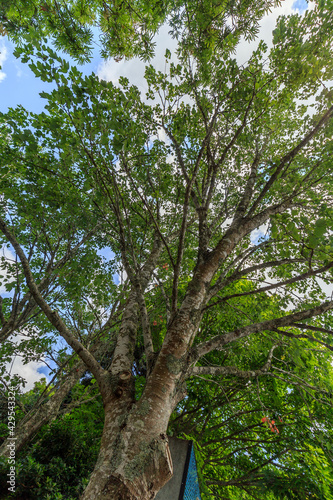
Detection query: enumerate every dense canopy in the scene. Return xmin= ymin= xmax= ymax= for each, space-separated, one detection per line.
xmin=0 ymin=1 xmax=333 ymax=499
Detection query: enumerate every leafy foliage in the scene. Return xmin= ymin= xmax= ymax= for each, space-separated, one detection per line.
xmin=1 ymin=1 xmax=333 ymax=498
xmin=0 ymin=0 xmax=280 ymax=62
xmin=0 ymin=379 xmax=103 ymax=499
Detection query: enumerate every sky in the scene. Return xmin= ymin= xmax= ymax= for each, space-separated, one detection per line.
xmin=0 ymin=0 xmax=310 ymax=390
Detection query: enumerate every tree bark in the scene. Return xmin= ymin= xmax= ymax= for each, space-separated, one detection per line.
xmin=81 ymin=392 xmax=174 ymax=500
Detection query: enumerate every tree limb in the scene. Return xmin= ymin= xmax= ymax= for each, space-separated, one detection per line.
xmin=193 ymin=300 xmax=333 ymax=360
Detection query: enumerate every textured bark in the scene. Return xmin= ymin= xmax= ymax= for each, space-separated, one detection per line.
xmin=110 ymin=236 xmax=163 ymax=378
xmin=81 ymin=394 xmax=173 ymax=500
xmin=110 ymin=289 xmax=139 ymax=376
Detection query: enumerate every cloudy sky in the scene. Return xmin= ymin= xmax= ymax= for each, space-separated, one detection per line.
xmin=0 ymin=0 xmax=310 ymax=390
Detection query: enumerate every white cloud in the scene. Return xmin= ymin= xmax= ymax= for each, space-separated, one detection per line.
xmin=3 ymin=332 xmax=50 ymax=392
xmin=0 ymin=42 xmax=8 ymax=83
xmin=236 ymin=0 xmax=309 ymax=65
xmin=316 ymin=277 xmax=333 ymax=300
xmin=250 ymin=223 xmax=269 ymax=244
xmin=97 ymin=23 xmax=178 ymax=94
xmin=0 ymin=245 xmax=49 ymax=392
xmin=7 ymin=355 xmax=46 ymax=392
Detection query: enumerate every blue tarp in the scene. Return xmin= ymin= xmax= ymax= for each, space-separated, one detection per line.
xmin=183 ymin=444 xmax=201 ymax=500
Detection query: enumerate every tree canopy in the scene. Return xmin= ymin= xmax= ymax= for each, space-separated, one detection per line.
xmin=1 ymin=1 xmax=333 ymax=499
xmin=0 ymin=0 xmax=279 ymax=62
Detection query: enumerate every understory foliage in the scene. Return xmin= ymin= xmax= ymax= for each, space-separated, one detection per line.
xmin=0 ymin=378 xmax=103 ymax=499
xmin=1 ymin=0 xmax=333 ymax=498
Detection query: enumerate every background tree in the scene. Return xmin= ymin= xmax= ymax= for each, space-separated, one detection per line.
xmin=0 ymin=1 xmax=333 ymax=498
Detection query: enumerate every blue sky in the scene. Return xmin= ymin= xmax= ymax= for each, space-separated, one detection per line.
xmin=0 ymin=35 xmax=102 ymax=114
xmin=292 ymin=0 xmax=308 ymax=14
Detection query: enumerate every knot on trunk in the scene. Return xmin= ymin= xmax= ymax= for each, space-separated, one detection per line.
xmin=112 ymin=371 xmax=134 ymax=399
xmin=115 ymin=387 xmax=123 ymax=398
xmin=119 ymin=370 xmax=131 ymax=381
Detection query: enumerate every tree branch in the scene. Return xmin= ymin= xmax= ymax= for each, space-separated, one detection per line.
xmin=0 ymin=216 xmax=106 ymax=385
xmin=188 ymin=345 xmax=277 ymax=378
xmin=193 ymin=300 xmax=333 ymax=360
xmin=248 ymin=104 xmax=333 ymax=216
xmin=206 ymin=261 xmax=333 ymax=309
xmin=208 ymin=256 xmax=306 ymax=302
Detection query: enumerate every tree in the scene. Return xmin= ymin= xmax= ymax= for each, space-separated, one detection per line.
xmin=1 ymin=1 xmax=333 ymax=498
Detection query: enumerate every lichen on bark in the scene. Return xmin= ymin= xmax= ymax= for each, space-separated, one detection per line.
xmin=166 ymin=354 xmax=183 ymax=375
xmin=136 ymin=399 xmax=150 ymax=416
xmin=124 ymin=447 xmax=151 ymax=480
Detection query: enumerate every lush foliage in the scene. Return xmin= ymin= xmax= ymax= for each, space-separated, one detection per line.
xmin=0 ymin=0 xmax=279 ymax=62
xmin=0 ymin=378 xmax=103 ymax=499
xmin=1 ymin=0 xmax=333 ymax=498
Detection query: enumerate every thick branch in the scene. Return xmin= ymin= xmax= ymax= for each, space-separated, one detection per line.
xmin=110 ymin=236 xmax=163 ymax=376
xmin=0 ymin=217 xmax=106 ymax=385
xmin=193 ymin=300 xmax=333 ymax=359
xmin=136 ymin=284 xmax=154 ymax=367
xmin=189 ymin=345 xmax=276 ymax=378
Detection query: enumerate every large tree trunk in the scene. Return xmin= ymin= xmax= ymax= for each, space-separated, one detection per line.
xmin=80 ymin=271 xmax=205 ymax=498
xmin=81 ymin=394 xmax=173 ymax=500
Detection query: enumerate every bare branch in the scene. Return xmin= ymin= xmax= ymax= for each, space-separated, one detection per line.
xmin=272 ymin=326 xmax=333 ymax=351
xmin=206 ymin=261 xmax=333 ymax=309
xmin=208 ymin=256 xmax=306 ymax=301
